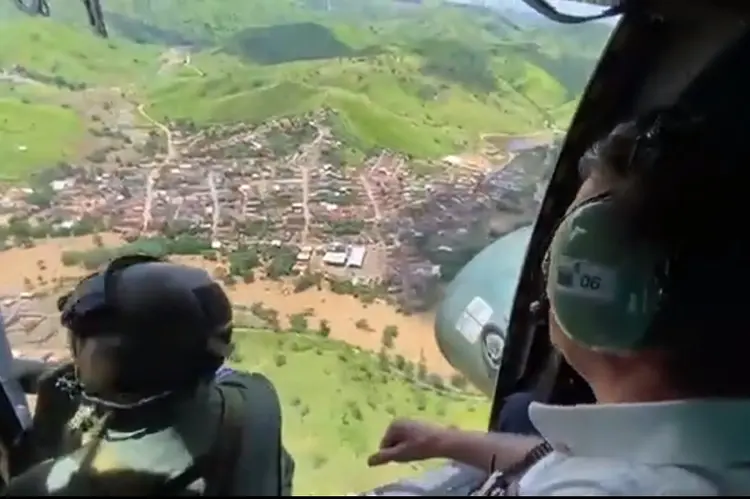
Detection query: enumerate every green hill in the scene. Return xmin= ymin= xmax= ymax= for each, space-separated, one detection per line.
xmin=0 ymin=18 xmax=167 ymax=179
xmin=146 ymin=48 xmax=556 ymax=157
xmin=231 ymin=328 xmax=489 ymax=495
xmin=0 ymin=0 xmax=610 ymax=175
xmin=0 ymin=18 xmax=161 ymax=86
xmin=0 ymin=97 xmax=83 ymax=180
xmin=136 ymin=2 xmax=585 ymax=156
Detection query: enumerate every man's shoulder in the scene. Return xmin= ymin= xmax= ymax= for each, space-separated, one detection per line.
xmin=519 ymin=452 xmax=723 ymax=496
xmin=211 ymin=367 xmax=292 ymax=495
xmin=215 ymin=367 xmax=273 ymax=392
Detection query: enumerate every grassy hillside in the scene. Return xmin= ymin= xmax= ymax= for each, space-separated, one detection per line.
xmin=126 ymin=1 xmax=604 ymax=151
xmin=146 ymin=48 xmax=556 ymax=157
xmin=0 ymin=97 xmax=84 ymax=181
xmin=0 ymin=19 xmax=166 ymax=178
xmin=231 ymin=328 xmax=489 ymax=495
xmin=0 ymin=0 xmax=611 ymax=175
xmin=0 ymin=18 xmax=161 ymax=87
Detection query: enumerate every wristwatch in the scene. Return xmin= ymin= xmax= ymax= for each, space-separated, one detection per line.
xmin=470 ymin=441 xmax=554 ymax=496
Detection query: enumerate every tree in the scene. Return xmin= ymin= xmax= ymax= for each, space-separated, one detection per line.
xmin=294 ymin=271 xmax=320 ymax=293
xmin=384 ymin=324 xmax=398 ymax=340
xmin=355 ymin=318 xmax=371 ymax=331
xmin=427 ymin=373 xmax=445 ymax=391
xmin=417 ymin=350 xmax=428 ymax=381
xmin=229 ymin=249 xmax=260 ymax=276
xmin=377 ymin=348 xmax=390 ymax=372
xmin=60 ymin=251 xmax=80 ymax=267
xmin=289 ymin=313 xmax=308 ymax=334
xmin=26 ymin=187 xmax=54 ymax=209
xmin=393 ymin=354 xmax=407 ymax=371
xmin=381 ymin=325 xmax=398 ymax=349
xmin=450 ymin=373 xmax=469 ymax=390
xmin=8 ymin=219 xmax=32 ymax=239
xmin=318 ymin=319 xmax=331 ymax=338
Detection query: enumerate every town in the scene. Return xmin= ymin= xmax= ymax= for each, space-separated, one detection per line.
xmin=0 ymin=111 xmax=558 ymax=312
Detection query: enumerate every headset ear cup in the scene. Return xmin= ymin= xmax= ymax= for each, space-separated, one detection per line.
xmin=546 ymin=199 xmax=663 ymax=352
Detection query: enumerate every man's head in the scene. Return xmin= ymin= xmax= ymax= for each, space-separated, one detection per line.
xmin=59 ymin=255 xmax=233 ymax=405
xmin=545 ymin=108 xmax=748 ymax=402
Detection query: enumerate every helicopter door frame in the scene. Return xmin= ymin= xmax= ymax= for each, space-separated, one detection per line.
xmin=488 ymin=0 xmax=750 ymax=428
xmin=486 ymin=5 xmax=668 ymax=429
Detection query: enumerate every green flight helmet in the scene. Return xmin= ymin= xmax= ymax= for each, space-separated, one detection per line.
xmin=546 ymin=197 xmax=664 ymax=352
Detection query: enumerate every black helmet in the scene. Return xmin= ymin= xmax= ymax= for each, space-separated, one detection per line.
xmin=58 ymin=254 xmax=233 ymax=398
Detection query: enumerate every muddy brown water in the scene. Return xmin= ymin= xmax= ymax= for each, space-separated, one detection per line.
xmin=0 ymin=235 xmax=453 ymax=375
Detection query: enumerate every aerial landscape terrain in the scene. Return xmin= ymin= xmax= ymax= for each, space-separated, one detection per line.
xmin=0 ymin=0 xmax=613 ymax=494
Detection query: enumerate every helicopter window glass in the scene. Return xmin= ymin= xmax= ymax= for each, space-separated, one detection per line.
xmin=0 ymin=0 xmax=617 ymax=494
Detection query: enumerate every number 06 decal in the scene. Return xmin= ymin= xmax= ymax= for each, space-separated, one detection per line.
xmin=555 ymin=257 xmax=617 ymax=301
xmin=579 ymin=274 xmax=601 ymax=290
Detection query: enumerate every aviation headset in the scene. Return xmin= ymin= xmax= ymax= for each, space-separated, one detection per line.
xmin=543 ymin=110 xmax=699 ymax=353
xmin=58 ymin=254 xmax=233 ymax=400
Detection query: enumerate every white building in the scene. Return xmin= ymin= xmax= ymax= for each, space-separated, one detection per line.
xmin=323 ymin=251 xmax=348 ymax=266
xmin=297 ymin=250 xmax=311 ymax=262
xmin=345 ymin=245 xmax=366 ymax=268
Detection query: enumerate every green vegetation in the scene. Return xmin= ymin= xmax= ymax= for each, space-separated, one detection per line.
xmin=60 ymin=235 xmax=211 ymax=269
xmin=145 ymin=42 xmax=565 ymax=157
xmin=0 ymin=98 xmax=83 ymax=181
xmin=231 ymin=328 xmax=488 ymax=495
xmin=0 ymin=18 xmax=161 ymax=86
xmin=0 ymin=18 xmax=163 ymax=178
xmin=0 ymin=0 xmax=612 ymax=176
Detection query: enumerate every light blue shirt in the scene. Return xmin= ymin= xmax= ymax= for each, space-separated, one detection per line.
xmin=518 ymin=399 xmax=750 ymax=495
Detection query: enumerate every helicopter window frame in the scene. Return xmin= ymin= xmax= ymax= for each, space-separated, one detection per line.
xmin=486 ymin=3 xmax=750 ymax=432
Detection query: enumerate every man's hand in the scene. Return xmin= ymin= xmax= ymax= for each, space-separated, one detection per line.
xmin=367 ymin=419 xmax=450 ymax=467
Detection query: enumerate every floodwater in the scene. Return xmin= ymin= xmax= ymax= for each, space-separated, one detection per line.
xmin=0 ymin=236 xmax=453 ymax=374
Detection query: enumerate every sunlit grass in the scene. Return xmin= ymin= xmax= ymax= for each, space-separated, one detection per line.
xmin=0 ymin=98 xmax=84 ymax=180
xmin=230 ymin=329 xmax=490 ymax=496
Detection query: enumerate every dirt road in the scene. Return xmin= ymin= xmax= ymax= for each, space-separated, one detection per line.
xmin=136 ymin=104 xmax=177 ymax=232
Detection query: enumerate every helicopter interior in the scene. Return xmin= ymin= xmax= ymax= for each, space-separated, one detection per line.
xmin=2 ymin=0 xmax=750 ymax=496
xmin=363 ymin=0 xmax=750 ymax=495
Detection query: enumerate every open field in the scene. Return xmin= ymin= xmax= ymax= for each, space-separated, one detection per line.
xmin=0 ymin=98 xmax=84 ymax=181
xmin=230 ymin=328 xmax=489 ymax=495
